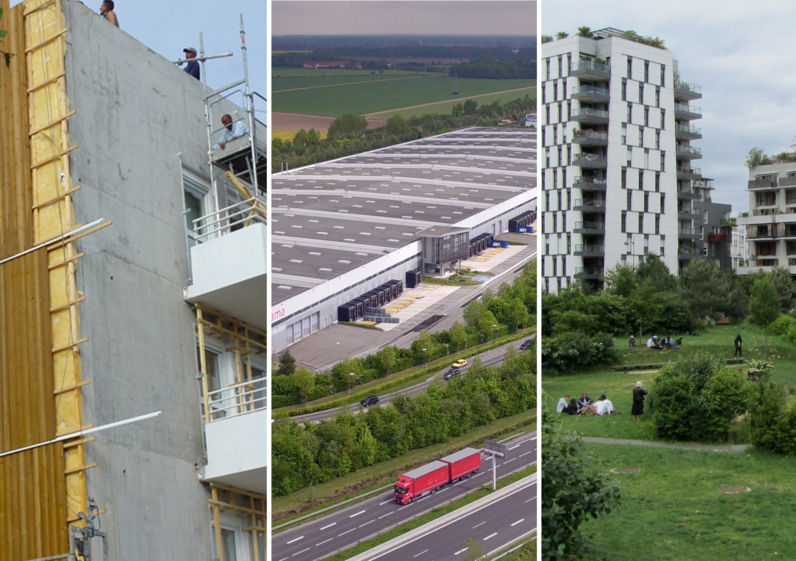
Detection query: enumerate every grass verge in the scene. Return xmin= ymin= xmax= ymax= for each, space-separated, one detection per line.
xmin=339 ymin=321 xmax=383 ymax=331
xmin=277 ymin=328 xmax=535 ymax=418
xmin=422 ymin=276 xmax=480 ymax=286
xmin=322 ymin=464 xmax=538 ymax=561
xmin=272 ymin=410 xmax=536 ymax=521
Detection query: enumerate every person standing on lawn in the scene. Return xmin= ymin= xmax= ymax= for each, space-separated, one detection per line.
xmin=631 ymin=381 xmax=648 ymax=421
xmin=734 ymin=334 xmax=743 ymax=358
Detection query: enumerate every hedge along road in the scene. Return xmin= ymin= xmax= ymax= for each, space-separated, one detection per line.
xmin=291 ymin=336 xmax=535 ymax=424
xmin=272 ymin=431 xmax=538 ymax=561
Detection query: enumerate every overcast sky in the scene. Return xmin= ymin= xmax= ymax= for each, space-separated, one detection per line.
xmin=273 ymin=1 xmax=537 ymax=36
xmin=25 ymin=0 xmax=269 ymax=110
xmin=544 ymin=0 xmax=796 ymax=214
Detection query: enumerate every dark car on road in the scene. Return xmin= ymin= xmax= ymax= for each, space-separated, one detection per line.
xmin=520 ymin=339 xmax=533 ymax=350
xmin=443 ymin=368 xmax=460 ymax=380
xmin=360 ymin=395 xmax=380 ymax=407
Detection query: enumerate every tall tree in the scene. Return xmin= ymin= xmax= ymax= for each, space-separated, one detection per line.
xmin=576 ymin=26 xmax=593 ymax=38
xmin=679 ymin=258 xmax=733 ymax=320
xmin=278 ymin=349 xmax=297 ymax=376
xmin=749 ymin=277 xmax=782 ymax=358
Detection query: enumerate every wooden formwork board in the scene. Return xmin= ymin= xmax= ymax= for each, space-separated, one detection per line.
xmin=208 ymin=483 xmax=267 ymax=561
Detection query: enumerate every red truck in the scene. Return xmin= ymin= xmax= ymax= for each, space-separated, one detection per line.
xmin=394 ymin=447 xmax=481 ymax=504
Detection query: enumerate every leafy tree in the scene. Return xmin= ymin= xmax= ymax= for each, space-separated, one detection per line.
xmin=576 ymin=26 xmax=593 ymax=38
xmin=377 ymin=346 xmax=397 ymax=374
xmin=462 ymin=538 xmax=484 ymax=561
xmin=331 ymin=356 xmax=363 ymax=391
xmin=542 ymin=35 xmax=553 ymax=43
xmin=738 ymin=267 xmax=796 ymax=313
xmin=542 ymin=406 xmax=621 ymax=560
xmin=745 ymin=147 xmax=771 ymax=168
xmin=449 ymin=321 xmax=468 ymax=351
xmin=463 ymin=99 xmax=478 ymax=115
xmin=555 ymin=31 xmax=569 ymax=39
xmin=328 ymin=114 xmax=368 ymax=139
xmin=635 ymin=253 xmax=676 ymax=292
xmin=385 ymin=114 xmax=409 ymax=137
xmin=679 ymin=258 xmax=735 ymax=320
xmin=603 ymin=263 xmax=636 ymax=297
xmin=627 ymin=284 xmax=663 ymax=338
xmin=749 ymin=277 xmax=782 ymax=358
xmin=278 ymin=350 xmax=297 ymax=376
xmin=294 ymin=369 xmax=315 ymax=403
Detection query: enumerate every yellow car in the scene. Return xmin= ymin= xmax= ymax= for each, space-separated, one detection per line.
xmin=452 ymin=359 xmax=467 ymax=368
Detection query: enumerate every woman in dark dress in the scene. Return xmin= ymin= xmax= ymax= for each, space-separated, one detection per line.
xmin=632 ymin=381 xmax=648 ymax=421
xmin=734 ymin=334 xmax=743 ymax=358
xmin=566 ymin=398 xmax=579 ymax=415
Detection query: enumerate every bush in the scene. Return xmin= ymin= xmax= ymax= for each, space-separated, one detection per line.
xmin=542 ymin=332 xmax=618 ymax=376
xmin=771 ymin=314 xmax=796 ymax=336
xmin=652 ymin=353 xmax=751 ymax=442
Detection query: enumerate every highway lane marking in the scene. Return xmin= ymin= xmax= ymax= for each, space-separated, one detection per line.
xmin=320 ymin=523 xmax=336 ymax=530
xmin=504 ymin=458 xmax=516 ymax=464
xmin=519 ymin=451 xmax=532 ymax=458
xmin=511 ymin=518 xmax=525 ymax=527
xmin=484 ymin=532 xmax=498 ymax=541
xmin=379 ymin=500 xmax=393 ymax=505
xmin=508 ymin=444 xmax=521 ymax=450
xmin=359 ymin=520 xmax=374 ymax=528
xmin=292 ymin=548 xmax=310 ymax=556
xmin=316 ymin=538 xmax=333 ymax=546
xmin=398 ymin=504 xmax=412 ymax=510
xmin=473 ymin=473 xmax=484 ymax=477
xmin=414 ymin=550 xmax=429 ymax=558
xmin=286 ymin=536 xmax=304 ymax=544
xmin=350 ymin=510 xmax=366 ymax=518
xmin=455 ymin=548 xmax=467 ymax=555
xmin=378 ymin=512 xmax=394 ymax=519
xmin=473 ymin=521 xmax=486 ymax=529
xmin=278 ymin=558 xmax=288 ymax=561
xmin=338 ymin=528 xmax=356 ymax=537
xmin=525 ymin=495 xmax=536 ymax=503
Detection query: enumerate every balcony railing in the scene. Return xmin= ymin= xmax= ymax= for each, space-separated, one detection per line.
xmin=207 ymin=377 xmax=266 ymax=423
xmin=754 ymin=258 xmax=779 ymax=267
xmin=573 ymin=152 xmax=607 ymax=165
xmin=779 ymin=176 xmax=796 ymax=187
xmin=677 ymin=167 xmax=702 ymax=177
xmin=575 ymin=267 xmax=603 ymax=276
xmin=678 ymin=227 xmax=697 ymax=235
xmin=678 ymin=186 xmax=699 ymax=195
xmin=574 ymin=244 xmax=605 ymax=253
xmin=751 ymin=208 xmax=783 ymax=216
xmin=572 ymin=107 xmax=609 ymax=120
xmin=571 ymin=85 xmax=610 ymax=98
xmin=571 ymin=60 xmax=610 ymax=76
xmin=193 ymin=196 xmax=268 ymax=243
xmin=574 ymin=199 xmax=606 ymax=208
xmin=573 ymin=130 xmax=608 ymax=142
xmin=708 ymin=233 xmax=730 ymax=243
xmin=674 ymin=81 xmax=702 ymax=96
xmin=678 ymin=246 xmax=700 ymax=256
xmin=675 ymin=124 xmax=702 ymax=137
xmin=573 ymin=177 xmax=607 ymax=190
xmin=674 ymin=103 xmax=702 ymax=116
xmin=693 ymin=179 xmax=713 ymax=189
xmin=748 ymin=178 xmax=778 ymax=189
xmin=676 ymin=145 xmax=702 ymax=157
xmin=574 ymin=221 xmax=605 ymax=231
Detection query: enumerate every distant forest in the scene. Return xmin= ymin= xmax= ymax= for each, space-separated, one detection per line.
xmin=273 ymin=34 xmax=537 ymax=51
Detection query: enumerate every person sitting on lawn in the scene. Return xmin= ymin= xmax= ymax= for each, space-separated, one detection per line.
xmin=675 ymin=337 xmax=683 ymax=348
xmin=747 ymin=371 xmax=759 ymax=382
xmin=581 ymin=394 xmax=614 ymax=416
xmin=578 ymin=393 xmax=593 ymax=411
xmin=628 ymin=335 xmax=636 ymax=347
xmin=556 ymin=394 xmax=570 ymax=413
xmin=566 ymin=398 xmax=579 ymax=415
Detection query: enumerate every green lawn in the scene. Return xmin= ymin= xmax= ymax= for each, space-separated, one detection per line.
xmin=543 ymin=325 xmax=796 ymax=441
xmin=272 ymin=74 xmax=537 ymax=117
xmin=579 ymin=444 xmax=796 ymax=560
xmin=273 ymin=68 xmax=435 ymax=86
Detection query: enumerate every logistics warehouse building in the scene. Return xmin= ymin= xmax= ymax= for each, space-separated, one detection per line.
xmin=271 ymin=127 xmax=537 ymax=353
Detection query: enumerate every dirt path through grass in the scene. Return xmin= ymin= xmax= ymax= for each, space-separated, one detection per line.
xmin=362 ymin=85 xmax=537 ymax=116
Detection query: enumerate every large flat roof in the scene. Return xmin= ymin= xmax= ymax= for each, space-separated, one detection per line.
xmin=272 ymin=127 xmax=536 ymax=304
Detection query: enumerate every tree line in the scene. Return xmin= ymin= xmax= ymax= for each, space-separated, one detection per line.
xmin=272 ymin=96 xmax=536 ymax=173
xmin=449 ymin=59 xmax=536 ymax=80
xmin=272 ymin=343 xmax=537 ymax=497
xmin=272 ymin=46 xmax=536 ymax=68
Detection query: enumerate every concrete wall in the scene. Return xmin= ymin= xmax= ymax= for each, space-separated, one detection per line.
xmin=62 ymin=1 xmax=248 ymax=557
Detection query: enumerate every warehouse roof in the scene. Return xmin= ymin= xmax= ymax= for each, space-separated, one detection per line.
xmin=272 ymin=127 xmax=536 ymax=304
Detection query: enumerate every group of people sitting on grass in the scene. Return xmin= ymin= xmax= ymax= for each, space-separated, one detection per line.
xmin=556 ymin=393 xmax=615 ymax=416
xmin=627 ymin=334 xmax=681 ymax=349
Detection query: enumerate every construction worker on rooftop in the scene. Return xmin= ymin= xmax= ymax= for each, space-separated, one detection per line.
xmin=99 ymin=0 xmax=118 ymax=27
xmin=214 ymin=114 xmax=249 ymax=150
xmin=183 ymin=47 xmax=200 ymax=80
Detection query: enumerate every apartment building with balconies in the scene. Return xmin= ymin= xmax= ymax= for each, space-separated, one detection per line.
xmin=541 ymin=28 xmax=731 ymax=292
xmin=0 ymin=1 xmax=266 ymax=560
xmin=737 ymin=162 xmax=796 ymax=275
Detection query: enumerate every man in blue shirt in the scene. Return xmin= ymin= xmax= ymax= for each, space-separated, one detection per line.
xmin=214 ymin=114 xmax=250 ymax=150
xmin=183 ymin=47 xmax=200 ymax=80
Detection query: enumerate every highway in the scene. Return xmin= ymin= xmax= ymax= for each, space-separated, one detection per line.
xmin=292 ymin=335 xmax=535 ymax=424
xmin=272 ymin=431 xmax=537 ymax=561
xmin=353 ymin=477 xmax=536 ymax=561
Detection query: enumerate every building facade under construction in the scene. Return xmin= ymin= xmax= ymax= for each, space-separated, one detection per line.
xmin=0 ymin=0 xmax=267 ymax=559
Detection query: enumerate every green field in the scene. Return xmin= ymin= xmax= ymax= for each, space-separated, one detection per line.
xmin=272 ymin=72 xmax=537 ymax=117
xmin=545 ymin=324 xmax=796 ymax=559
xmin=376 ymin=88 xmax=537 ymax=120
xmin=273 ymin=68 xmax=440 ymax=91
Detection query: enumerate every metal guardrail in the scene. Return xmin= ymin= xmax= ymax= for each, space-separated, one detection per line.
xmin=575 ymin=221 xmax=605 ymax=230
xmin=192 ymin=196 xmax=267 ymax=242
xmin=674 ymin=81 xmax=701 ymax=95
xmin=574 ymin=244 xmax=605 ymax=253
xmin=574 ymin=199 xmax=606 ymax=208
xmin=207 ymin=377 xmax=266 ymax=422
xmin=572 ymin=85 xmax=609 ymax=97
xmin=571 ymin=60 xmax=610 ymax=74
xmin=676 ymin=124 xmax=701 ymax=136
xmin=572 ymin=107 xmax=609 ymax=119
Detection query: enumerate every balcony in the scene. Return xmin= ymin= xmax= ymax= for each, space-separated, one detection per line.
xmin=572 ymin=177 xmax=607 ymax=191
xmin=751 ymin=208 xmax=781 ymax=217
xmin=185 ymin=198 xmax=269 ymax=331
xmin=570 ymin=60 xmax=610 ymax=80
xmin=678 ymin=227 xmax=700 ymax=239
xmin=747 ymin=228 xmax=776 ymax=239
xmin=678 ymin=209 xmax=701 ymax=220
xmin=575 ymin=266 xmax=603 ymax=279
xmin=678 ymin=246 xmax=699 ymax=259
xmin=675 ymin=124 xmax=702 ymax=140
xmin=737 ymin=260 xmax=783 ymax=274
xmin=779 ymin=176 xmax=796 ymax=187
xmin=674 ymin=103 xmax=702 ymax=120
xmin=572 ymin=152 xmax=607 ymax=169
xmin=573 ymin=199 xmax=606 ymax=212
xmin=676 ymin=145 xmax=702 ymax=160
xmin=571 ymin=107 xmax=609 ymax=125
xmin=202 ymin=377 xmax=267 ymax=494
xmin=571 ymin=85 xmax=610 ymax=103
xmin=573 ymin=244 xmax=605 ymax=257
xmin=748 ymin=178 xmax=778 ymax=190
xmin=677 ymin=186 xmax=700 ymax=199
xmin=574 ymin=221 xmax=605 ymax=234
xmin=708 ymin=233 xmax=730 ymax=243
xmin=693 ymin=179 xmax=714 ymax=190
xmin=673 ymin=80 xmax=702 ymax=101
xmin=572 ymin=129 xmax=608 ymax=146
xmin=677 ymin=167 xmax=702 ymax=180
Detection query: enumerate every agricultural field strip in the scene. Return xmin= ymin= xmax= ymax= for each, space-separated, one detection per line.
xmin=363 ymin=86 xmax=537 ymax=117
xmin=274 ymin=75 xmax=436 ymax=93
xmin=272 ymin=433 xmax=537 ymax=561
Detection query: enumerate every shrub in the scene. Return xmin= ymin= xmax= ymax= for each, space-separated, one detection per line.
xmin=542 ymin=332 xmax=617 ymax=376
xmin=771 ymin=314 xmax=796 ymax=336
